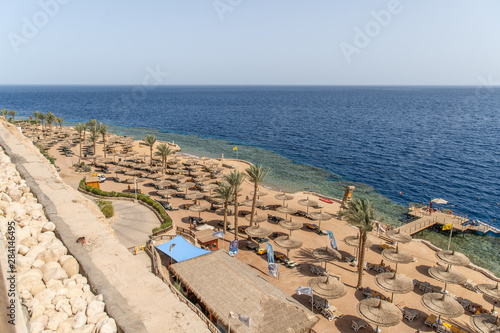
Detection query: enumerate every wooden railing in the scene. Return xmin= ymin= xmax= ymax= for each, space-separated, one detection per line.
xmin=148 ymin=244 xmax=221 ymax=333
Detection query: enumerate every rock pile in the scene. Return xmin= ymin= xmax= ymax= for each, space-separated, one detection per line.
xmin=0 ymin=147 xmax=117 ymax=333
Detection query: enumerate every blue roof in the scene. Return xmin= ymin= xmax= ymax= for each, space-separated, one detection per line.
xmin=156 ymin=235 xmax=210 ymax=262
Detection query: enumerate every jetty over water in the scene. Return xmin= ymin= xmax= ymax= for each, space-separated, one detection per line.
xmin=397 ymin=207 xmax=493 ymax=236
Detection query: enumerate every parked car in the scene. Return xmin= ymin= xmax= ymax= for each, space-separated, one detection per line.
xmin=97 ymin=174 xmax=106 ymax=183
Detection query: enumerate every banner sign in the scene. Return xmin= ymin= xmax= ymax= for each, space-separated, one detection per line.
xmin=296 ymin=286 xmax=313 ymax=296
xmin=327 ymin=230 xmax=337 ymax=250
xmin=266 ymin=243 xmax=274 ymax=264
xmin=268 ymin=263 xmax=279 ymax=277
xmin=229 ymin=239 xmax=238 ymax=256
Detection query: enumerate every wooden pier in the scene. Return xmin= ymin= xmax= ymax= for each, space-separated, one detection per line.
xmin=397 ymin=207 xmax=492 ymax=236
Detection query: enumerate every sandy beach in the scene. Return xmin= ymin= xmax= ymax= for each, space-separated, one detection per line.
xmin=24 ymin=122 xmax=499 ymax=333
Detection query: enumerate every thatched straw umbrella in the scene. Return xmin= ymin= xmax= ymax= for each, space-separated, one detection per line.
xmin=344 ymin=235 xmax=372 ymax=260
xmin=241 ymin=199 xmax=264 ymax=207
xmin=125 ymin=170 xmax=143 ymax=177
xmin=310 ymin=211 xmax=332 ymax=231
xmin=274 ymin=235 xmax=303 ymax=259
xmin=216 ymin=207 xmax=233 ymax=216
xmin=312 ymin=246 xmax=341 ymax=270
xmin=381 ymin=247 xmax=413 ymax=273
xmin=275 ymin=193 xmax=294 ymax=206
xmin=189 ymin=204 xmax=207 ymax=221
xmin=250 ymin=189 xmax=268 ymax=197
xmin=277 ymin=205 xmax=296 ymax=220
xmin=375 ymin=272 xmax=413 ymax=303
xmin=201 ymin=183 xmax=218 ymax=196
xmin=245 ymin=214 xmax=267 ymax=223
xmin=308 ymin=275 xmax=346 ymax=300
xmin=245 ymin=224 xmax=272 ymax=239
xmin=176 ymin=182 xmax=192 ymax=195
xmin=421 ymin=293 xmax=464 ymax=324
xmin=470 ymin=314 xmax=500 ymax=333
xmin=477 ymin=283 xmax=500 ymax=313
xmin=186 ymin=192 xmax=205 ymax=201
xmin=189 ymin=170 xmax=204 ymax=177
xmin=169 ymin=174 xmax=185 ymax=182
xmin=436 ymin=249 xmax=471 ymax=267
xmin=386 ymin=229 xmax=412 ymax=244
xmin=107 ymin=166 xmax=123 ymax=179
xmin=279 ymin=219 xmax=303 ymax=236
xmin=428 ymin=265 xmax=466 ymax=293
xmin=157 ymin=189 xmax=177 ymax=202
xmin=298 ymin=197 xmax=318 ymax=213
xmin=357 ymin=298 xmax=402 ymax=332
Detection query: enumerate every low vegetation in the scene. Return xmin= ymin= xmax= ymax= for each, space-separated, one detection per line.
xmin=95 ymin=199 xmax=114 ymax=218
xmin=35 ymin=144 xmax=56 ymax=165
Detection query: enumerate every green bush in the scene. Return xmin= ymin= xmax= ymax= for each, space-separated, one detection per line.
xmin=95 ymin=199 xmax=114 ymax=218
xmin=101 ymin=203 xmax=114 ymax=218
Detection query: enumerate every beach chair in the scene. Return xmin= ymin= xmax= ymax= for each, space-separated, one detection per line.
xmin=424 ymin=314 xmax=437 ymax=327
xmin=363 ymin=287 xmax=372 ymax=298
xmin=419 ymin=282 xmax=429 ymax=292
xmin=351 ymin=320 xmax=368 ymax=331
xmin=364 ymin=262 xmax=373 ymax=271
xmin=344 ymin=255 xmax=356 ymax=263
xmin=329 ymin=310 xmax=343 ymax=320
xmin=403 ymin=307 xmax=418 ymax=321
xmin=310 ymin=265 xmax=326 ymax=276
xmin=412 ymin=279 xmax=419 ymax=288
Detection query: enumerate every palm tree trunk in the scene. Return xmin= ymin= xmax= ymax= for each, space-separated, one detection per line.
xmin=103 ymin=137 xmax=107 ymax=158
xmin=250 ymin=183 xmax=258 ymax=226
xmin=223 ymin=202 xmax=228 ymax=233
xmin=78 ymin=134 xmax=82 ymax=162
xmin=150 ymin=147 xmax=153 ymax=166
xmin=234 ymin=190 xmax=239 ymax=240
xmin=356 ymin=231 xmax=367 ymax=289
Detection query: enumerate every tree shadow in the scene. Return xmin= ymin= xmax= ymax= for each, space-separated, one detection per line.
xmin=415 ymin=264 xmax=432 ymax=277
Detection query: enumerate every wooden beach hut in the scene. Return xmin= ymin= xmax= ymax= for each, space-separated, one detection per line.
xmin=85 ymin=176 xmax=100 ymax=189
xmin=170 ymin=250 xmax=319 ymax=333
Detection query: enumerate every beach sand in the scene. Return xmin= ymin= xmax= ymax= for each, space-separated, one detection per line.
xmin=27 ymin=123 xmax=498 ymax=332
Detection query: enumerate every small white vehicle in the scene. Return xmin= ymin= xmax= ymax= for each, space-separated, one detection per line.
xmin=97 ymin=174 xmax=106 ymax=183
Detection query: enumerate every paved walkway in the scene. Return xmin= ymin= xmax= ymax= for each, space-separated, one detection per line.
xmin=110 ymin=199 xmax=160 ymax=249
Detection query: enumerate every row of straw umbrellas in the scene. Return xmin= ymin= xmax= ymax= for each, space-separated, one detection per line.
xmin=286 ymin=226 xmax=499 ymax=332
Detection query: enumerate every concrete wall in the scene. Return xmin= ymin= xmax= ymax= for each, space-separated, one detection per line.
xmin=0 ymin=121 xmax=209 ymax=333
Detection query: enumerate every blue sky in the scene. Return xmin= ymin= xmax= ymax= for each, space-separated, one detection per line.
xmin=1 ymin=0 xmax=499 ymax=85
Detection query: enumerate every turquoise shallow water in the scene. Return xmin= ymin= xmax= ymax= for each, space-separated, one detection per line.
xmin=110 ymin=124 xmax=500 ymax=277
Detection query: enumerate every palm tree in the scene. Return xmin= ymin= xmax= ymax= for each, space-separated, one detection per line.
xmin=46 ymin=112 xmax=55 ymax=130
xmin=39 ymin=113 xmax=46 ymax=130
xmin=143 ymin=134 xmax=157 ymax=166
xmin=99 ymin=125 xmax=109 ymax=158
xmin=33 ymin=111 xmax=40 ymax=128
xmin=245 ymin=165 xmax=270 ymax=226
xmin=339 ymin=198 xmax=375 ymax=289
xmin=8 ymin=110 xmax=16 ymax=122
xmin=56 ymin=117 xmax=63 ymax=128
xmin=88 ymin=131 xmax=99 ymax=163
xmin=224 ymin=170 xmax=246 ymax=240
xmin=75 ymin=123 xmax=86 ymax=162
xmin=155 ymin=143 xmax=174 ymax=173
xmin=0 ymin=109 xmax=7 ymax=118
xmin=213 ymin=183 xmax=234 ymax=234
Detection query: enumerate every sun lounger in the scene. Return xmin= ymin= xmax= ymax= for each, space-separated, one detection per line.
xmin=412 ymin=279 xmax=419 ymax=287
xmin=351 ymin=320 xmax=368 ymax=331
xmin=344 ymin=255 xmax=356 ymax=263
xmin=403 ymin=307 xmax=419 ymax=321
xmin=419 ymin=282 xmax=429 ymax=292
xmin=329 ymin=310 xmax=343 ymax=320
xmin=424 ymin=314 xmax=437 ymax=327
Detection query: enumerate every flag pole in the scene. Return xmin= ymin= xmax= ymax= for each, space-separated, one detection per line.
xmin=447 ymin=224 xmax=453 ymax=250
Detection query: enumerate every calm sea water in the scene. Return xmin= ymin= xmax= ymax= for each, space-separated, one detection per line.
xmin=2 ymin=85 xmax=499 ymax=274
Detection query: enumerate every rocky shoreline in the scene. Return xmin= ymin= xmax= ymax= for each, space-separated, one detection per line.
xmin=0 ymin=146 xmax=117 ymax=333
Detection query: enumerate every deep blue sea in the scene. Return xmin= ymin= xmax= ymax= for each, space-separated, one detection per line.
xmin=2 ymin=85 xmax=500 ymax=273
